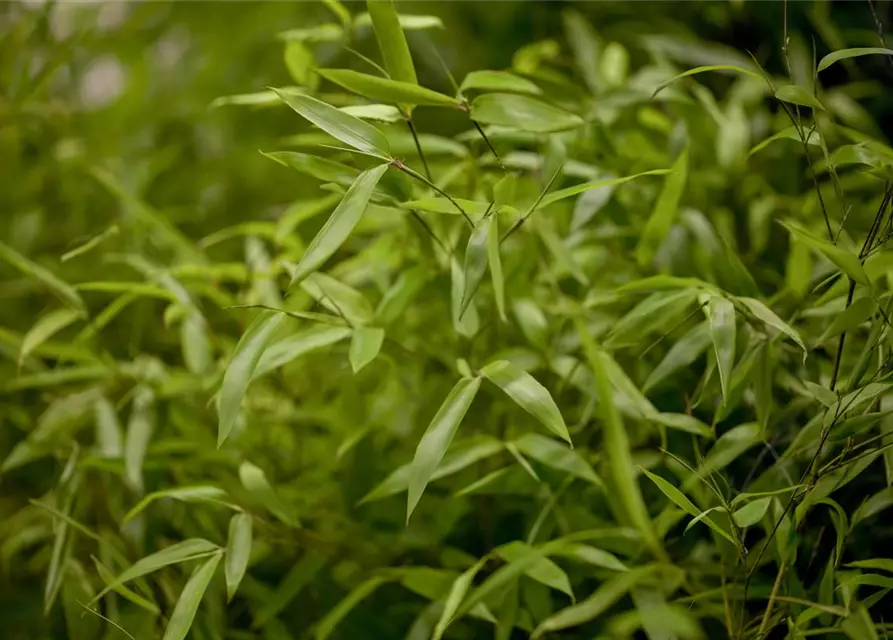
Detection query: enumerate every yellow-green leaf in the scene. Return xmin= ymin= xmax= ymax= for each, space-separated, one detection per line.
xmin=318 ymin=69 xmax=457 ymax=108
xmin=0 ymin=241 xmax=87 ymax=318
xmin=470 ymin=94 xmax=584 ymax=133
xmin=18 ymin=308 xmax=80 ymax=368
xmin=818 ymin=47 xmax=893 ymax=72
xmin=775 ymin=85 xmax=826 ymax=111
xmin=779 ymin=220 xmax=869 ymax=286
xmin=239 ymin=461 xmax=298 ymax=527
xmin=706 ymin=296 xmax=736 ymax=405
xmin=349 ymin=326 xmax=385 ymax=373
xmin=162 ymin=553 xmax=222 ymax=640
xmin=460 ymin=70 xmax=541 ymax=95
xmin=407 ymin=376 xmax=481 ymax=521
xmin=461 ymin=215 xmax=492 ymax=317
xmin=636 ymin=148 xmax=688 ymax=266
xmin=224 ymin=513 xmax=252 ymax=602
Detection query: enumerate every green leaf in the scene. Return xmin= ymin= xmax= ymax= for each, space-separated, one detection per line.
xmin=460 ymin=70 xmax=541 ymax=95
xmin=731 ymin=496 xmax=771 ymax=527
xmin=512 ymin=433 xmax=601 ymax=485
xmin=497 ymin=541 xmax=573 ymax=599
xmin=775 ymin=85 xmax=826 ymax=111
xmin=532 ymin=566 xmax=660 ymax=637
xmin=547 ymin=542 xmax=629 ymax=572
xmin=91 ymin=539 xmax=220 ymax=603
xmin=224 ymin=513 xmax=252 ymax=602
xmin=349 ymin=326 xmax=385 ymax=373
xmin=432 ymin=558 xmax=487 ymax=640
xmin=407 ymin=376 xmax=482 ymax=521
xmin=288 ymin=163 xmax=389 ymax=288
xmin=817 ymin=47 xmax=893 ymax=72
xmin=162 ymin=553 xmax=222 ymax=640
xmin=488 ymin=213 xmax=507 ymax=321
xmin=122 ymin=486 xmax=232 ymax=524
xmin=644 ymin=321 xmax=711 ymax=391
xmin=818 ymin=296 xmax=876 ymax=343
xmin=607 ymin=289 xmax=696 ymax=347
xmin=125 ymin=386 xmax=154 ymax=493
xmin=340 ymin=104 xmax=403 ymax=123
xmin=738 ymin=297 xmax=807 ymax=356
xmin=355 ymin=12 xmax=443 ymax=31
xmin=273 ymin=89 xmax=390 ymax=157
xmin=318 ymin=69 xmax=457 ymax=108
xmin=18 ymin=308 xmax=80 ymax=368
xmin=706 ymin=296 xmax=737 ymax=405
xmin=636 ymin=148 xmax=688 ymax=266
xmin=682 ymin=423 xmax=761 ymax=490
xmin=829 ymin=411 xmax=893 ymax=441
xmin=846 ymin=559 xmax=893 ymax=573
xmin=300 ymin=272 xmax=374 ymax=326
xmin=360 ymin=437 xmax=503 ymax=503
xmin=457 ymin=547 xmax=550 ymax=618
xmin=315 ymin=575 xmax=390 ymax=640
xmin=0 ymin=241 xmax=87 ymax=318
xmin=91 ymin=557 xmax=160 ymax=614
xmin=470 ymin=94 xmax=584 ymax=133
xmin=262 ymin=151 xmax=360 ymax=186
xmin=451 ymin=257 xmax=480 ymax=337
xmin=366 ymin=0 xmax=416 ymax=81
xmin=575 ymin=321 xmax=663 ymax=557
xmin=460 ymin=215 xmax=492 ymax=317
xmin=401 ymin=198 xmax=494 ymax=216
xmin=218 ymin=311 xmax=286 ymax=445
xmin=651 ymin=65 xmax=763 ymax=97
xmin=60 ymin=224 xmax=119 ymax=262
xmin=779 ymin=220 xmax=869 ymax=286
xmin=641 ymin=468 xmax=736 ymax=545
xmin=480 ymin=360 xmax=570 ymax=443
xmin=239 ymin=461 xmax=298 ymax=527
xmin=255 ymin=326 xmax=352 ymax=379
xmin=749 ymin=125 xmax=822 ymax=156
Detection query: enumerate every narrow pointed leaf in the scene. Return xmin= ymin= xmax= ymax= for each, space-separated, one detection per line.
xmin=451 ymin=257 xmax=479 ymax=337
xmin=470 ymin=94 xmax=584 ymax=133
xmin=738 ymin=297 xmax=806 ymax=356
xmin=18 ymin=308 xmax=80 ymax=367
xmin=460 ymin=70 xmax=541 ymax=95
xmin=488 ymin=214 xmax=507 ymax=321
xmin=273 ymin=89 xmax=390 ymax=157
xmin=537 ymin=169 xmax=670 ymax=210
xmin=349 ymin=326 xmax=385 ymax=373
xmin=0 ymin=241 xmax=87 ymax=317
xmin=318 ymin=69 xmax=456 ymax=107
xmin=225 ymin=513 xmax=252 ymax=602
xmin=255 ymin=326 xmax=352 ymax=379
xmin=407 ymin=376 xmax=481 ymax=520
xmin=91 ymin=539 xmax=220 ymax=602
xmin=460 ymin=216 xmax=491 ymax=316
xmin=575 ymin=320 xmax=662 ymax=557
xmin=818 ymin=47 xmax=893 ymax=71
xmin=732 ymin=496 xmax=771 ymax=528
xmin=512 ymin=433 xmax=601 ymax=485
xmin=162 ymin=553 xmax=222 ymax=640
xmin=218 ymin=311 xmax=285 ymax=445
xmin=636 ymin=148 xmax=688 ymax=266
xmin=481 ymin=360 xmax=570 ymax=443
xmin=366 ymin=0 xmax=417 ymax=84
xmin=239 ymin=461 xmax=298 ymax=527
xmin=779 ymin=220 xmax=869 ymax=285
xmin=432 ymin=558 xmax=487 ymax=640
xmin=775 ymin=85 xmax=826 ymax=111
xmin=651 ymin=65 xmax=763 ymax=97
xmin=706 ymin=296 xmax=736 ymax=405
xmin=644 ymin=321 xmax=711 ymax=391
xmin=262 ymin=151 xmax=360 ymax=186
xmin=289 ymin=163 xmax=389 ymax=287
xmin=497 ymin=541 xmax=573 ymax=599
xmin=818 ymin=296 xmax=876 ymax=343
xmin=123 ymin=486 xmax=231 ymax=524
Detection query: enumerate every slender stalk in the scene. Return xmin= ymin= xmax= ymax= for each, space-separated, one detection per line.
xmin=757 ymin=561 xmax=787 ymax=638
xmin=408 ymin=209 xmax=449 ymax=255
xmin=392 ymin=160 xmax=474 ymax=227
xmin=500 ymin=164 xmax=563 ymax=242
xmin=472 ymin=120 xmax=503 ymax=168
xmin=406 ymin=118 xmax=432 ymax=182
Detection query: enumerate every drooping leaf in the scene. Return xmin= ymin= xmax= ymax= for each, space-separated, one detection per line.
xmin=262 ymin=151 xmax=361 ymax=186
xmin=575 ymin=320 xmax=663 ymax=557
xmin=512 ymin=433 xmax=601 ymax=485
xmin=779 ymin=220 xmax=869 ymax=286
xmin=460 ymin=215 xmax=492 ymax=316
xmin=91 ymin=539 xmax=220 ymax=602
xmin=775 ymin=84 xmax=826 ymax=111
xmin=239 ymin=461 xmax=298 ymax=527
xmin=470 ymin=94 xmax=584 ymax=133
xmin=818 ymin=296 xmax=876 ymax=343
xmin=432 ymin=558 xmax=487 ymax=640
xmin=451 ymin=257 xmax=480 ymax=337
xmin=738 ymin=297 xmax=806 ymax=356
xmin=18 ymin=308 xmax=80 ymax=368
xmin=651 ymin=64 xmax=763 ymax=97
xmin=349 ymin=326 xmax=385 ymax=373
xmin=288 ymin=163 xmax=389 ymax=287
xmin=407 ymin=376 xmax=482 ymax=521
xmin=273 ymin=89 xmax=391 ymax=157
xmin=122 ymin=486 xmax=232 ymax=523
xmin=817 ymin=47 xmax=893 ymax=72
xmin=0 ymin=241 xmax=87 ymax=318
xmin=488 ymin=213 xmax=507 ymax=321
xmin=636 ymin=148 xmax=688 ymax=266
xmin=224 ymin=513 xmax=252 ymax=602
xmin=318 ymin=69 xmax=457 ymax=108
xmin=480 ymin=360 xmax=570 ymax=443
xmin=705 ymin=295 xmax=736 ymax=405
xmin=460 ymin=70 xmax=541 ymax=95
xmin=641 ymin=469 xmax=736 ymax=545
xmin=162 ymin=553 xmax=222 ymax=640
xmin=218 ymin=311 xmax=286 ymax=445
xmin=497 ymin=541 xmax=573 ymax=599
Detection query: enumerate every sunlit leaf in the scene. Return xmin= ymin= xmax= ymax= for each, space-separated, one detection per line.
xmin=319 ymin=69 xmax=457 ymax=108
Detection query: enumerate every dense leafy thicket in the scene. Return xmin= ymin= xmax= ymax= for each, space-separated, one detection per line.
xmin=4 ymin=1 xmax=893 ymax=639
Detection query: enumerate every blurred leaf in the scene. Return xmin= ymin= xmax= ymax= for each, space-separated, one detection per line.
xmin=460 ymin=70 xmax=541 ymax=95
xmin=349 ymin=326 xmax=385 ymax=373
xmin=705 ymin=296 xmax=736 ymax=405
xmin=0 ymin=241 xmax=87 ymax=318
xmin=239 ymin=461 xmax=298 ymax=527
xmin=636 ymin=148 xmax=688 ymax=266
xmin=319 ymin=69 xmax=457 ymax=108
xmin=225 ymin=513 xmax=252 ymax=602
xmin=817 ymin=47 xmax=893 ymax=71
xmin=315 ymin=575 xmax=391 ymax=640
xmin=162 ymin=553 xmax=222 ymax=640
xmin=470 ymin=94 xmax=584 ymax=133
xmin=775 ymin=85 xmax=826 ymax=111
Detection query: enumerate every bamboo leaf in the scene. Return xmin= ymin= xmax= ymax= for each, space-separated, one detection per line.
xmin=239 ymin=461 xmax=298 ymax=527
xmin=123 ymin=486 xmax=232 ymax=524
xmin=432 ymin=558 xmax=487 ymax=640
xmin=775 ymin=84 xmax=826 ymax=111
xmin=162 ymin=553 xmax=222 ymax=640
xmin=818 ymin=47 xmax=893 ymax=71
xmin=738 ymin=297 xmax=806 ymax=356
xmin=537 ymin=169 xmax=670 ymax=210
xmin=512 ymin=433 xmax=601 ymax=485
xmin=636 ymin=148 xmax=688 ymax=266
xmin=779 ymin=220 xmax=869 ymax=286
xmin=407 ymin=376 xmax=482 ymax=521
xmin=261 ymin=150 xmax=361 ymax=186
xmin=349 ymin=326 xmax=385 ymax=373
xmin=651 ymin=64 xmax=763 ymax=97
xmin=18 ymin=308 xmax=80 ymax=368
xmin=460 ymin=70 xmax=541 ymax=95
xmin=273 ymin=89 xmax=391 ymax=157
xmin=0 ymin=241 xmax=87 ymax=317
xmin=460 ymin=215 xmax=492 ymax=316
xmin=731 ymin=496 xmax=771 ymax=527
xmin=224 ymin=513 xmax=252 ymax=602
xmin=488 ymin=213 xmax=507 ymax=321
xmin=218 ymin=311 xmax=286 ymax=445
xmin=470 ymin=94 xmax=584 ymax=133
xmin=318 ymin=69 xmax=457 ymax=107
xmin=706 ymin=296 xmax=736 ymax=405
xmin=288 ymin=164 xmax=389 ymax=288
xmin=480 ymin=360 xmax=570 ymax=443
